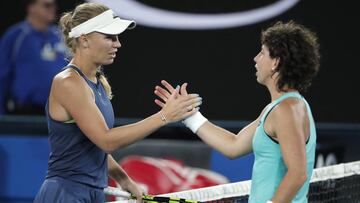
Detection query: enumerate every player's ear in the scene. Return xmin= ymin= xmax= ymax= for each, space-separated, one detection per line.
xmin=79 ymin=35 xmax=89 ymax=48
xmin=272 ymin=57 xmax=280 ymax=71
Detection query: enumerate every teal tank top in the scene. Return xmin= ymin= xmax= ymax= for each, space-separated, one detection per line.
xmin=249 ymin=92 xmax=316 ymax=203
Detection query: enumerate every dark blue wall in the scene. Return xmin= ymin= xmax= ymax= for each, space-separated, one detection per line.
xmin=0 ymin=134 xmax=256 ymax=202
xmin=1 ymin=124 xmax=359 ymax=202
xmin=0 ymin=135 xmax=49 ymax=203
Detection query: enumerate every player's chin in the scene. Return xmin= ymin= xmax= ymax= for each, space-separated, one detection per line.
xmin=255 ymin=76 xmax=263 ymax=84
xmin=103 ymin=58 xmax=115 ymax=65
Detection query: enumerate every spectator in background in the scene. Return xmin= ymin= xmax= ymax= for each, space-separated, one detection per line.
xmin=0 ymin=0 xmax=66 ymax=116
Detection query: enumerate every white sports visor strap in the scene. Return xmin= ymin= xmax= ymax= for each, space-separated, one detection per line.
xmin=68 ymin=10 xmax=135 ymax=38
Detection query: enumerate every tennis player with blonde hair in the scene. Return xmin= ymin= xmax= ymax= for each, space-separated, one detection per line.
xmin=34 ymin=2 xmax=202 ymax=203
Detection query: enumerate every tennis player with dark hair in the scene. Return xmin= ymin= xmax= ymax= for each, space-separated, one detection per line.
xmin=33 ymin=2 xmax=202 ymax=203
xmin=155 ymin=21 xmax=320 ymax=203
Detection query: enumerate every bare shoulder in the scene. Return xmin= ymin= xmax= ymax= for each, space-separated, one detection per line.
xmin=272 ymin=97 xmax=306 ymax=123
xmin=53 ymin=69 xmax=80 ymax=86
xmin=52 ymin=69 xmax=89 ymax=99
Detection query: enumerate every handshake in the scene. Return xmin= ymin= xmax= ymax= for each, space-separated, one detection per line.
xmin=154 ymin=80 xmax=208 ymax=133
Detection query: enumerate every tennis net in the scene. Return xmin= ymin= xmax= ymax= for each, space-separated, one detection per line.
xmin=106 ymin=160 xmax=360 ymax=202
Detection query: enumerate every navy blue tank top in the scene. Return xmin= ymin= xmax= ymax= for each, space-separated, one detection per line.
xmin=45 ymin=64 xmax=114 ymax=188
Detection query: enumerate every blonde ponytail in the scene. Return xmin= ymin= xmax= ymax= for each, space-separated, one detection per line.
xmin=97 ymin=69 xmax=113 ymax=99
xmin=59 ymin=11 xmax=76 ymax=55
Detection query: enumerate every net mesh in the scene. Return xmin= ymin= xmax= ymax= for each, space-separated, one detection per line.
xmin=107 ymin=161 xmax=360 ymax=203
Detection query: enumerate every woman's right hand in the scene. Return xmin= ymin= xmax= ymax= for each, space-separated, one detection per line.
xmin=159 ymin=83 xmax=202 ymax=123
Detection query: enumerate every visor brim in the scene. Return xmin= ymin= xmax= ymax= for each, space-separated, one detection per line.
xmin=96 ymin=18 xmax=136 ymax=35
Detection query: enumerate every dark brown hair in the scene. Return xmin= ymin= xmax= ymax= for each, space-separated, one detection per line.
xmin=261 ymin=20 xmax=320 ymax=92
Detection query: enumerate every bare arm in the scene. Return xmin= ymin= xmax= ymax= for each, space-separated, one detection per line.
xmin=51 ymin=73 xmax=201 ymax=153
xmin=108 ymin=154 xmax=131 ymax=182
xmin=196 ymin=118 xmax=259 ymax=159
xmin=155 ymin=80 xmax=260 ymax=159
xmin=270 ymin=100 xmax=308 ymax=203
xmin=108 ymin=155 xmax=143 ymax=203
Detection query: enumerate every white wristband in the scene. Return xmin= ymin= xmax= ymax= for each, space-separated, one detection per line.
xmin=266 ymin=201 xmax=274 ymax=203
xmin=182 ymin=112 xmax=208 ymax=133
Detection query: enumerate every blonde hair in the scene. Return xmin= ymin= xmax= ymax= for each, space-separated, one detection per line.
xmin=59 ymin=3 xmax=113 ymax=99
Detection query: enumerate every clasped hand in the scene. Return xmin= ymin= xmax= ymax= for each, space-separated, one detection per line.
xmin=154 ymin=80 xmax=202 ymax=123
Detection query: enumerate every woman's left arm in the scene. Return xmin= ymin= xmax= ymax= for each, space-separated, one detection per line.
xmin=270 ymin=100 xmax=308 ymax=203
xmin=108 ymin=155 xmax=143 ymax=203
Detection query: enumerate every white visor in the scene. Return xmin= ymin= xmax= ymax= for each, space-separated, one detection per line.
xmin=68 ymin=10 xmax=136 ymax=38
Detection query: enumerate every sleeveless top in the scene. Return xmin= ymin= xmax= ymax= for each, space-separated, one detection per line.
xmin=45 ymin=64 xmax=115 ymax=188
xmin=249 ymin=92 xmax=316 ymax=203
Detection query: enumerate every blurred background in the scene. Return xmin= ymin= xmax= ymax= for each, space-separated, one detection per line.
xmin=0 ymin=0 xmax=359 ymax=202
